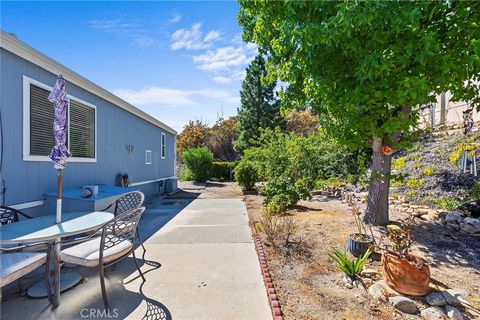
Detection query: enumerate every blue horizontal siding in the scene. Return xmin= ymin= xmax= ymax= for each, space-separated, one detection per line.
xmin=0 ymin=49 xmax=176 ymax=206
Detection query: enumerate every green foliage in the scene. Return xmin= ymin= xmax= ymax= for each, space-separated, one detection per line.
xmin=328 ymin=248 xmax=371 ymax=280
xmin=235 ymin=55 xmax=284 ymax=151
xmin=179 ymin=168 xmax=194 ymax=181
xmin=239 ymin=1 xmax=480 ymax=149
xmin=261 ymin=176 xmax=311 ymax=211
xmin=406 ymin=190 xmax=417 ymax=198
xmin=449 ymin=142 xmax=480 ymax=164
xmin=211 ymin=162 xmax=233 ymax=181
xmin=234 ymin=161 xmax=258 ymax=190
xmin=468 ymin=181 xmax=480 ymax=200
xmin=406 ymin=178 xmax=425 ymax=189
xmin=182 ymin=147 xmax=213 ymax=182
xmin=243 ymin=128 xmax=361 ymax=187
xmin=265 ymin=194 xmax=291 ymax=215
xmin=392 ymin=157 xmax=407 ymax=171
xmin=432 ymin=197 xmax=462 ymax=211
xmin=423 ymin=166 xmax=434 ymax=176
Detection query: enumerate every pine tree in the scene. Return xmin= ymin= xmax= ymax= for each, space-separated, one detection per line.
xmin=235 ymin=55 xmax=283 ymax=151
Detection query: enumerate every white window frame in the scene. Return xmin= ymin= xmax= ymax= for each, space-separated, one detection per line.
xmin=23 ymin=75 xmax=97 ymax=162
xmin=145 ymin=149 xmax=152 ymax=165
xmin=161 ymin=132 xmax=166 ymax=159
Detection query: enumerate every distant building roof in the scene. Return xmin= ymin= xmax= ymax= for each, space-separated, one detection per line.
xmin=0 ymin=30 xmax=177 ymax=135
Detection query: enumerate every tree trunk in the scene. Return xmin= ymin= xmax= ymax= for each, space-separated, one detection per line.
xmin=363 ymin=136 xmax=392 ymax=226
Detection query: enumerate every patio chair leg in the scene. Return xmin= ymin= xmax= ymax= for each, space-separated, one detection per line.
xmin=136 ymin=228 xmax=147 ymax=259
xmin=99 ymin=264 xmax=110 ymax=310
xmin=132 ymin=250 xmax=146 ymax=282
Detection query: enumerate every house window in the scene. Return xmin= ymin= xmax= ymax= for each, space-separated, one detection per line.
xmin=145 ymin=150 xmax=152 ymax=165
xmin=23 ymin=76 xmax=97 ymax=162
xmin=161 ymin=133 xmax=166 ymax=159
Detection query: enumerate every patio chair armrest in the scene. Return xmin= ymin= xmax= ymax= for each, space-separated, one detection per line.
xmin=100 ymin=202 xmax=114 ymax=212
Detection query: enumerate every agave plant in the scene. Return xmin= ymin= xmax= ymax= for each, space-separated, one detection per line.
xmin=328 ymin=248 xmax=371 ymax=288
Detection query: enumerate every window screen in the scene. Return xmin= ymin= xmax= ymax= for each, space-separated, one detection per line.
xmin=69 ymin=100 xmax=95 ymax=158
xmin=161 ymin=133 xmax=166 ymax=158
xmin=29 ymin=84 xmax=56 ymax=156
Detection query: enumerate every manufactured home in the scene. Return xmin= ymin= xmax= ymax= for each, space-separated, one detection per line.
xmin=0 ymin=30 xmax=177 ymax=215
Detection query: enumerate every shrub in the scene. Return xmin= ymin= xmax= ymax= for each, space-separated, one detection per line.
xmin=179 ymin=168 xmax=194 ymax=181
xmin=261 ymin=176 xmax=311 ymax=210
xmin=423 ymin=166 xmax=434 ymax=176
xmin=266 ymin=194 xmax=291 ymax=215
xmin=392 ymin=157 xmax=407 ymax=170
xmin=182 ymin=147 xmax=213 ymax=182
xmin=406 ymin=178 xmax=425 ymax=189
xmin=258 ymin=213 xmax=299 ymax=249
xmin=234 ymin=161 xmax=258 ymax=190
xmin=211 ymin=162 xmax=232 ymax=181
xmin=468 ymin=180 xmax=480 ymax=200
xmin=433 ymin=197 xmax=462 ymax=211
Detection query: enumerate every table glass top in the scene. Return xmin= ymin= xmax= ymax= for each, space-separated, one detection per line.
xmin=0 ymin=211 xmax=114 ymax=244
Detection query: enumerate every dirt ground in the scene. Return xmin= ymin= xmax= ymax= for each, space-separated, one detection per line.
xmin=184 ymin=182 xmax=480 ymax=320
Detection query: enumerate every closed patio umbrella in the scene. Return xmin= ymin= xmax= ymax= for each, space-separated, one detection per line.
xmin=48 ymin=75 xmax=71 ymax=224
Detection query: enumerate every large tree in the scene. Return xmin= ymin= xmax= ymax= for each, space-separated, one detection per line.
xmin=238 ymin=1 xmax=480 ymax=225
xmin=235 ymin=54 xmax=284 ymax=151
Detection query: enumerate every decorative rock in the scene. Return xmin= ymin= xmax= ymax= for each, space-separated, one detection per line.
xmin=428 ymin=210 xmax=440 ymax=220
xmin=459 ymin=222 xmax=477 ymax=234
xmin=361 ymin=269 xmax=380 ymax=277
xmin=368 ymin=283 xmax=387 ymax=302
xmin=426 ymin=292 xmax=462 ymax=307
xmin=445 ymin=212 xmax=461 ymax=223
xmin=420 ymin=214 xmax=431 ymax=221
xmin=445 ymin=306 xmax=464 ymax=320
xmin=447 ymin=288 xmax=470 ymax=298
xmin=421 ymin=306 xmax=446 ymax=320
xmin=388 ymin=296 xmax=418 ymax=314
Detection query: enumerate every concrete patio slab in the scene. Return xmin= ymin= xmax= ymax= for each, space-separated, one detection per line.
xmin=0 ymin=198 xmax=271 ymax=320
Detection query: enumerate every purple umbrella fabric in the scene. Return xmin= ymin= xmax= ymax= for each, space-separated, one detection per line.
xmin=48 ymin=75 xmax=71 ymax=170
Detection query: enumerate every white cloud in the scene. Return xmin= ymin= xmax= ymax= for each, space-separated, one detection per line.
xmin=111 ymin=86 xmax=238 ymax=108
xmin=170 ymin=23 xmax=221 ymax=50
xmin=88 ymin=18 xmax=155 ymax=48
xmin=193 ymin=43 xmax=256 ymax=83
xmin=170 ymin=13 xmax=182 ymax=24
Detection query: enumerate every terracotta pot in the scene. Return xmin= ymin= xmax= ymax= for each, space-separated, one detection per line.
xmin=381 ymin=252 xmax=430 ymax=296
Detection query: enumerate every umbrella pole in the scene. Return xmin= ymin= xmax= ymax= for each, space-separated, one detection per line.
xmin=56 ymin=169 xmax=63 ymax=224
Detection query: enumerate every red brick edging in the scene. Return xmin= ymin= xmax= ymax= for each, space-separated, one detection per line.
xmin=252 ymin=230 xmax=284 ymax=320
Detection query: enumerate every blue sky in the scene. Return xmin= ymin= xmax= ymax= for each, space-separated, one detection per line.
xmin=1 ymin=1 xmax=255 ymax=131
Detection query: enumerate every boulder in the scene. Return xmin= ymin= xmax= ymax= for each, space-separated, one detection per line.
xmin=368 ymin=283 xmax=386 ymax=302
xmin=446 ymin=288 xmax=469 ymax=298
xmin=421 ymin=306 xmax=446 ymax=320
xmin=459 ymin=222 xmax=477 ymax=234
xmin=445 ymin=212 xmax=461 ymax=223
xmin=426 ymin=292 xmax=463 ymax=307
xmin=444 ymin=306 xmax=464 ymax=320
xmin=388 ymin=296 xmax=418 ymax=314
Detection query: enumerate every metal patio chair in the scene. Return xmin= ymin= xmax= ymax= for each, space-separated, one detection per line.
xmin=60 ymin=207 xmax=146 ymax=309
xmin=100 ymin=191 xmax=146 ymax=257
xmin=0 ymin=242 xmax=53 ymax=303
xmin=0 ymin=206 xmax=33 ymax=225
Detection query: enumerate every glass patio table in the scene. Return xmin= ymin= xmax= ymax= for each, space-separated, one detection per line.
xmin=0 ymin=211 xmax=114 ymax=308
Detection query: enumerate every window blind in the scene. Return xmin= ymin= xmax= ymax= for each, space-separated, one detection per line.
xmin=30 ymin=84 xmax=55 ymax=156
xmin=69 ymin=100 xmax=95 ymax=158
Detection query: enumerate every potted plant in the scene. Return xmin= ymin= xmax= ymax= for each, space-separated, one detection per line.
xmin=380 ymin=218 xmax=430 ymax=296
xmin=346 ymin=195 xmax=374 ymax=257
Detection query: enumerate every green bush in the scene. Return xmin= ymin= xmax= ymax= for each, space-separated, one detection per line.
xmin=179 ymin=168 xmax=194 ymax=181
xmin=182 ymin=147 xmax=213 ymax=182
xmin=234 ymin=161 xmax=258 ymax=190
xmin=423 ymin=166 xmax=434 ymax=176
xmin=468 ymin=180 xmax=480 ymax=200
xmin=265 ymin=194 xmax=291 ymax=215
xmin=433 ymin=197 xmax=462 ymax=211
xmin=406 ymin=178 xmax=425 ymax=189
xmin=392 ymin=157 xmax=407 ymax=170
xmin=261 ymin=176 xmax=311 ymax=211
xmin=211 ymin=162 xmax=232 ymax=181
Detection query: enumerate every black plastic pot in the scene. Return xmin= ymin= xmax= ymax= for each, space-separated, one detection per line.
xmin=347 ymin=233 xmax=374 ymax=257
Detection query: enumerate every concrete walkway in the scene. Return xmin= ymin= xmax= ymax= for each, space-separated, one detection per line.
xmin=0 ymin=198 xmax=271 ymax=320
